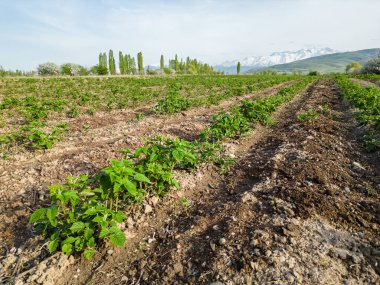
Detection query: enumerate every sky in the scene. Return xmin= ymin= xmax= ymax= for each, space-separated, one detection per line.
xmin=0 ymin=0 xmax=379 ymax=70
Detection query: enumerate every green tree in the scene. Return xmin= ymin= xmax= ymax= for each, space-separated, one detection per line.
xmin=237 ymin=62 xmax=241 ymax=75
xmin=345 ymin=62 xmax=361 ymax=74
xmin=98 ymin=52 xmax=108 ymax=75
xmin=137 ymin=52 xmax=144 ymax=74
xmin=160 ymin=54 xmax=164 ymax=69
xmin=109 ymin=50 xmax=116 ymax=75
xmin=119 ymin=51 xmax=126 ymax=74
xmin=174 ymin=54 xmax=179 ymax=72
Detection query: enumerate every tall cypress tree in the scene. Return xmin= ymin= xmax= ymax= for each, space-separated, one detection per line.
xmin=160 ymin=55 xmax=164 ymax=69
xmin=109 ymin=50 xmax=116 ymax=75
xmin=131 ymin=57 xmax=137 ymax=74
xmin=119 ymin=51 xmax=125 ymax=74
xmin=137 ymin=52 xmax=143 ymax=74
xmin=174 ymin=54 xmax=179 ymax=72
xmin=237 ymin=61 xmax=241 ymax=75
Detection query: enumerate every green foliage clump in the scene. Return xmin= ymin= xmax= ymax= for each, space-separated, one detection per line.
xmin=361 ymin=56 xmax=380 ymax=74
xmin=297 ymin=109 xmax=319 ymax=122
xmin=201 ymin=106 xmax=250 ymax=140
xmin=156 ymin=88 xmax=191 ymax=114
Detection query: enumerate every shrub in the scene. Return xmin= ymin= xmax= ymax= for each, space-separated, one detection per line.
xmin=61 ymin=63 xmax=86 ymax=76
xmin=361 ymin=56 xmax=380 ymax=74
xmin=37 ymin=62 xmax=60 ymax=76
xmin=308 ymin=70 xmax=320 ymax=76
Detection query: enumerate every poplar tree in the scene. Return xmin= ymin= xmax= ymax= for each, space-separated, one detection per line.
xmin=237 ymin=62 xmax=241 ymax=75
xmin=131 ymin=57 xmax=137 ymax=74
xmin=119 ymin=51 xmax=126 ymax=74
xmin=174 ymin=54 xmax=179 ymax=72
xmin=160 ymin=55 xmax=164 ymax=69
xmin=109 ymin=50 xmax=116 ymax=75
xmin=137 ymin=52 xmax=143 ymax=74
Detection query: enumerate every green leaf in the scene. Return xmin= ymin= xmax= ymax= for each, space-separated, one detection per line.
xmin=109 ymin=227 xmax=126 ymax=247
xmin=70 ymin=222 xmax=86 ymax=233
xmin=172 ymin=150 xmax=184 ymax=162
xmin=84 ymin=249 xmax=97 ymax=260
xmin=123 ymin=179 xmax=137 ymax=196
xmin=62 ymin=236 xmax=77 ymax=245
xmin=46 ymin=205 xmax=58 ymax=227
xmin=87 ymin=237 xmax=96 ymax=248
xmin=48 ymin=239 xmax=59 ymax=253
xmin=84 ymin=207 xmax=99 ymax=216
xmin=84 ymin=228 xmax=94 ymax=240
xmin=62 ymin=244 xmax=73 ymax=255
xmin=99 ymin=228 xmax=110 ymax=238
xmin=134 ymin=173 xmax=151 ymax=183
xmin=113 ymin=211 xmax=126 ymax=223
xmin=29 ymin=208 xmax=47 ymax=223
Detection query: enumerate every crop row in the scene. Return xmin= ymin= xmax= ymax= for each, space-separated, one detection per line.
xmin=0 ymin=75 xmax=298 ymax=151
xmin=334 ymin=75 xmax=380 ymax=151
xmin=28 ymin=78 xmax=312 ymax=260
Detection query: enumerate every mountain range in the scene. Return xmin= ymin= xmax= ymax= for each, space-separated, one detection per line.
xmin=246 ymin=48 xmax=380 ymax=74
xmin=214 ymin=48 xmax=339 ymax=74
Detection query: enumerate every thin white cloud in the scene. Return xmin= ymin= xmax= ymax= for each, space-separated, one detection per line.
xmin=0 ymin=0 xmax=379 ymax=70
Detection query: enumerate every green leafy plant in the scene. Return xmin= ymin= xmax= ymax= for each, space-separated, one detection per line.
xmin=297 ymin=109 xmax=319 ymax=122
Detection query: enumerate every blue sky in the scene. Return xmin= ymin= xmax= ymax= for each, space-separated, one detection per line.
xmin=0 ymin=0 xmax=379 ymax=70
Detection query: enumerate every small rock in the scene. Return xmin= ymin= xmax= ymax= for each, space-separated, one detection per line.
xmin=306 ymin=136 xmax=314 ymax=140
xmin=218 ymin=238 xmax=226 ymax=246
xmin=144 ymin=204 xmax=153 ymax=214
xmin=241 ymin=192 xmax=258 ymax=203
xmin=279 ymin=236 xmax=287 ymax=244
xmin=332 ymin=248 xmax=348 ymax=260
xmin=352 ymin=162 xmax=365 ymax=171
xmin=212 ymin=225 xmax=220 ymax=230
xmin=286 ymin=273 xmax=295 ymax=283
xmin=126 ymin=217 xmax=135 ymax=228
xmin=173 ymin=263 xmax=183 ymax=273
xmin=121 ymin=276 xmax=128 ymax=282
xmin=344 ymin=187 xmax=350 ymax=193
xmin=351 ymin=254 xmax=361 ymax=264
xmin=107 ymin=249 xmax=114 ymax=255
xmin=208 ymin=183 xmax=216 ymax=189
xmin=150 ymin=196 xmax=159 ymax=206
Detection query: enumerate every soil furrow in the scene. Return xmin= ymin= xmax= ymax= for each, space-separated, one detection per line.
xmin=84 ymin=79 xmax=379 ymax=285
xmin=0 ymin=81 xmax=296 ymax=259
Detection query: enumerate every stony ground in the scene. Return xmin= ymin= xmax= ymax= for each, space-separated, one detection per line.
xmin=1 ymin=79 xmax=379 ymax=285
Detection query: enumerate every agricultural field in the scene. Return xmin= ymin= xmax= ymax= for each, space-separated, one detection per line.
xmin=0 ymin=74 xmax=379 ymax=285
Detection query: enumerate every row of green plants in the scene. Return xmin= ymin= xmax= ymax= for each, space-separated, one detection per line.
xmin=200 ymin=79 xmax=313 ymax=140
xmin=0 ymin=122 xmax=67 ymax=150
xmin=28 ymin=79 xmax=312 ymax=260
xmin=1 ymin=75 xmax=298 ymax=151
xmin=29 ymin=137 xmax=224 ymax=259
xmin=334 ymin=75 xmax=380 ymax=151
xmin=154 ymin=76 xmax=297 ymax=114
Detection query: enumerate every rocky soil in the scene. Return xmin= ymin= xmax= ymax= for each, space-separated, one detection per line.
xmin=1 ymin=79 xmax=379 ymax=285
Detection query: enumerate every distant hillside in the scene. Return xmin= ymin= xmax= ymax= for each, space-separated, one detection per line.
xmin=246 ymin=48 xmax=380 ymax=74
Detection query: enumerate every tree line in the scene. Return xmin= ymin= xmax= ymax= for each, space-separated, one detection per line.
xmin=96 ymin=50 xmax=218 ymax=75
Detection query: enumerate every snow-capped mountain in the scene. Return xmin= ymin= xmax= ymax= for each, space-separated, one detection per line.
xmin=219 ymin=48 xmax=339 ymax=68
